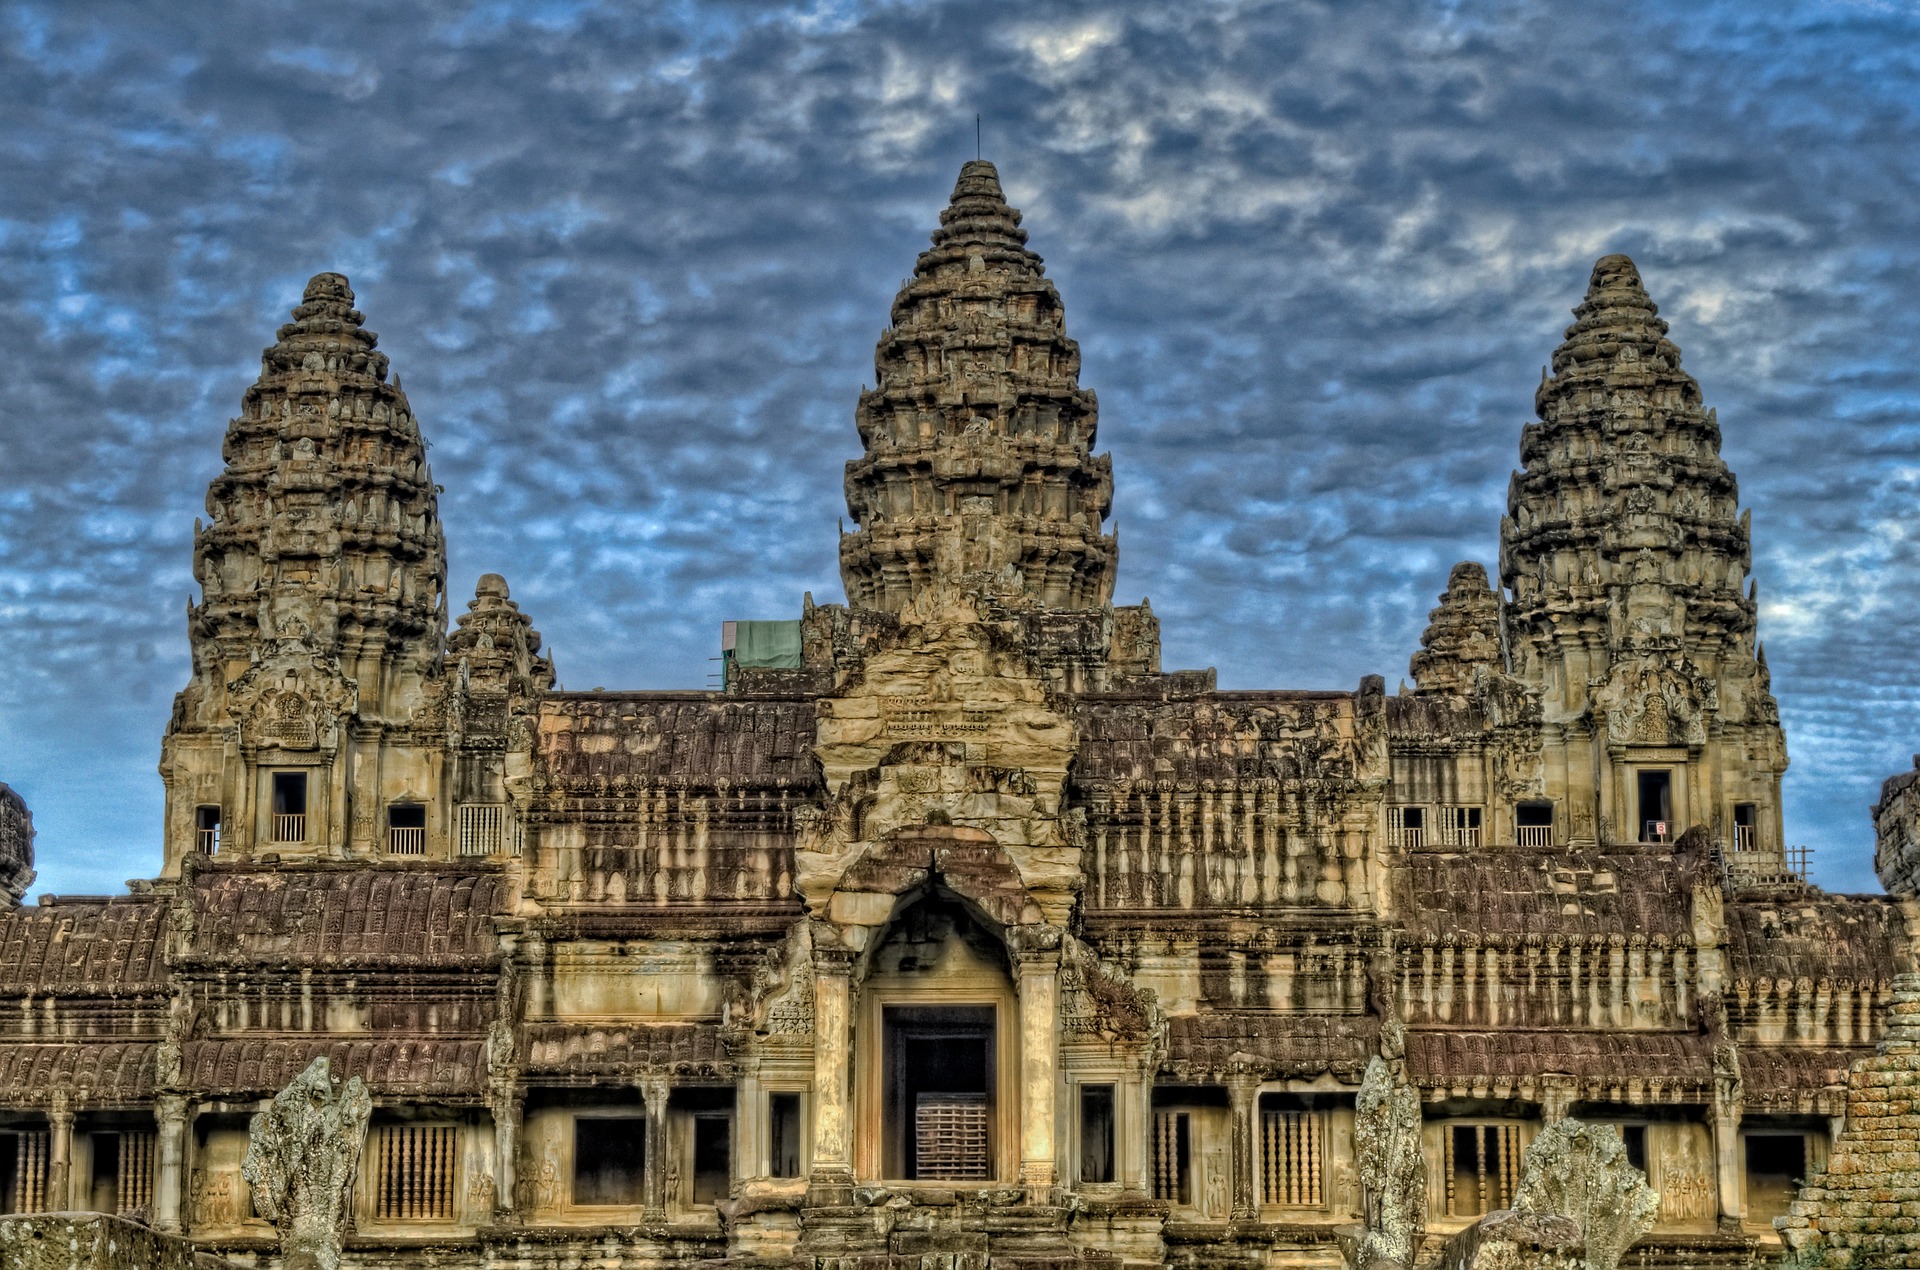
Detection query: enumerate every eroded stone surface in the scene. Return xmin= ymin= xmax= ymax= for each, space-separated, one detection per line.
xmin=241 ymin=1056 xmax=371 ymax=1270
xmin=1511 ymin=1120 xmax=1658 ymax=1270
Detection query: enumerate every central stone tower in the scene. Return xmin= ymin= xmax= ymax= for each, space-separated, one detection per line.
xmin=838 ymin=160 xmax=1116 ymax=613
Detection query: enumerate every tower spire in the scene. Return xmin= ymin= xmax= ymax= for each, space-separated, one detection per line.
xmin=838 ymin=161 xmax=1116 ymax=613
xmin=182 ymin=273 xmax=447 ymax=724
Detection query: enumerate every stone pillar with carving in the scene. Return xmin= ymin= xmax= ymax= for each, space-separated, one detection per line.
xmin=1709 ymin=1082 xmax=1744 ymax=1231
xmin=154 ymin=1095 xmax=189 ymax=1232
xmin=1012 ymin=925 xmax=1063 ymax=1200
xmin=642 ymin=1071 xmax=671 ymax=1222
xmin=1228 ymin=1068 xmax=1261 ymax=1222
xmin=807 ymin=941 xmax=856 ymax=1203
xmin=1541 ymin=1076 xmax=1577 ymax=1124
xmin=46 ymin=1093 xmax=73 ymax=1212
xmin=493 ymin=1086 xmax=524 ymax=1221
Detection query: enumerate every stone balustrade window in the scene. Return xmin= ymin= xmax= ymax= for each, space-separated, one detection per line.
xmin=1259 ymin=1103 xmax=1324 ymax=1207
xmin=458 ymin=803 xmax=507 ymax=856
xmin=194 ymin=805 xmax=222 ymax=856
xmin=0 ymin=1130 xmax=48 ymax=1214
xmin=1387 ymin=807 xmax=1425 ymax=849
xmin=1516 ymin=801 xmax=1554 ymax=847
xmin=270 ymin=772 xmax=308 ymax=843
xmin=1442 ymin=1122 xmax=1525 ymax=1217
xmin=387 ymin=804 xmax=426 ymax=856
xmin=87 ymin=1130 xmax=155 ymax=1217
xmin=1436 ymin=806 xmax=1483 ymax=848
xmin=371 ymin=1124 xmax=457 ymax=1222
xmin=1151 ymin=1110 xmax=1191 ymax=1205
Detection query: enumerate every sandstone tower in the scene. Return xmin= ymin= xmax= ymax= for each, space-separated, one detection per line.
xmin=839 ymin=160 xmax=1116 ymax=613
xmin=1498 ymin=255 xmax=1786 ymax=861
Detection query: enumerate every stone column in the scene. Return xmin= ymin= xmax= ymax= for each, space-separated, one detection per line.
xmin=1710 ymin=1083 xmax=1744 ymax=1231
xmin=1540 ymin=1076 xmax=1576 ymax=1124
xmin=1012 ymin=932 xmax=1062 ymax=1200
xmin=154 ymin=1095 xmax=189 ymax=1232
xmin=1228 ymin=1071 xmax=1260 ymax=1221
xmin=642 ymin=1072 xmax=671 ymax=1222
xmin=808 ymin=946 xmax=856 ymax=1203
xmin=493 ymin=1088 xmax=524 ymax=1219
xmin=47 ymin=1094 xmax=73 ymax=1212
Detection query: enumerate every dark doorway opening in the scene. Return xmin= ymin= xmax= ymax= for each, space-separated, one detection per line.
xmin=1637 ymin=770 xmax=1672 ymax=842
xmin=884 ymin=1005 xmax=995 ymax=1180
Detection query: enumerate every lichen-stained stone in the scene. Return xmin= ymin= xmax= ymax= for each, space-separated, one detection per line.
xmin=1354 ymin=1026 xmax=1426 ymax=1270
xmin=1511 ymin=1120 xmax=1659 ymax=1270
xmin=241 ymin=1056 xmax=371 ymax=1270
xmin=0 ymin=1214 xmax=241 ymax=1270
xmin=0 ymin=166 xmax=1915 ymax=1270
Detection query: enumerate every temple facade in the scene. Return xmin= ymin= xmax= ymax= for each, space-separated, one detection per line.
xmin=0 ymin=161 xmax=1914 ymax=1269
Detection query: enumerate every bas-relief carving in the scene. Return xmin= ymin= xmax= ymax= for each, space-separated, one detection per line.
xmin=799 ymin=585 xmax=1080 ymax=924
xmin=1589 ymin=652 xmax=1716 ymax=751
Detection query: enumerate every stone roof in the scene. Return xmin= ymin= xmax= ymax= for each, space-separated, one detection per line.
xmin=535 ymin=695 xmax=820 ymax=789
xmin=1405 ymin=1029 xmax=1714 ymax=1087
xmin=0 ymin=898 xmax=168 ymax=993
xmin=523 ymin=1022 xmax=734 ymax=1077
xmin=0 ymin=1042 xmax=156 ymax=1105
xmin=1721 ymin=896 xmax=1910 ymax=984
xmin=190 ymin=869 xmax=505 ymax=966
xmin=178 ymin=1037 xmax=486 ymax=1097
xmin=1397 ymin=847 xmax=1699 ymax=940
xmin=1163 ymin=1013 xmax=1378 ymax=1081
xmin=1070 ymin=692 xmax=1366 ymax=786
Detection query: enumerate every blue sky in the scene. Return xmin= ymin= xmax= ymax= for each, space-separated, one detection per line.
xmin=3 ymin=0 xmax=1920 ymax=894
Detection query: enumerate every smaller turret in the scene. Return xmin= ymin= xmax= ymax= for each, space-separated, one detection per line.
xmin=1409 ymin=562 xmax=1503 ymax=697
xmin=447 ymin=574 xmax=555 ymax=697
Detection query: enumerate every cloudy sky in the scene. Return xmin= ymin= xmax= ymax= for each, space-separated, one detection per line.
xmin=3 ymin=0 xmax=1918 ymax=895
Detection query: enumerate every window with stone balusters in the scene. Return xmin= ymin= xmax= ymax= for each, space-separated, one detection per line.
xmin=1259 ymin=1096 xmax=1327 ymax=1208
xmin=0 ymin=1129 xmax=49 ymax=1214
xmin=370 ymin=1123 xmax=459 ymax=1222
xmin=1442 ymin=1122 xmax=1531 ymax=1218
xmin=87 ymin=1130 xmax=156 ymax=1217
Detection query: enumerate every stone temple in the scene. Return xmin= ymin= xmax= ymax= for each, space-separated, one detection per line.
xmin=0 ymin=160 xmax=1916 ymax=1270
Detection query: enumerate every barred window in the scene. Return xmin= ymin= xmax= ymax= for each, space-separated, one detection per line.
xmin=1260 ymin=1106 xmax=1323 ymax=1207
xmin=0 ymin=1130 xmax=49 ymax=1214
xmin=1443 ymin=1123 xmax=1525 ymax=1217
xmin=1151 ymin=1110 xmax=1191 ymax=1204
xmin=1436 ymin=806 xmax=1483 ymax=848
xmin=89 ymin=1130 xmax=155 ymax=1216
xmin=915 ymin=1094 xmax=988 ymax=1181
xmin=1387 ymin=806 xmax=1425 ymax=849
xmin=458 ymin=803 xmax=507 ymax=857
xmin=372 ymin=1124 xmax=458 ymax=1222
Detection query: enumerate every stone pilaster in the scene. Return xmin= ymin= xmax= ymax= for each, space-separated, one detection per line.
xmin=1228 ymin=1070 xmax=1260 ymax=1222
xmin=807 ymin=945 xmax=856 ymax=1204
xmin=1013 ymin=932 xmax=1063 ymax=1199
xmin=642 ymin=1071 xmax=671 ymax=1222
xmin=153 ymin=1095 xmax=189 ymax=1233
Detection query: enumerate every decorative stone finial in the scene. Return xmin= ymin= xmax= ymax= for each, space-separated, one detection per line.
xmin=241 ymin=1056 xmax=371 ymax=1270
xmin=447 ymin=573 xmax=556 ymax=695
xmin=839 ymin=161 xmax=1116 ymax=613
